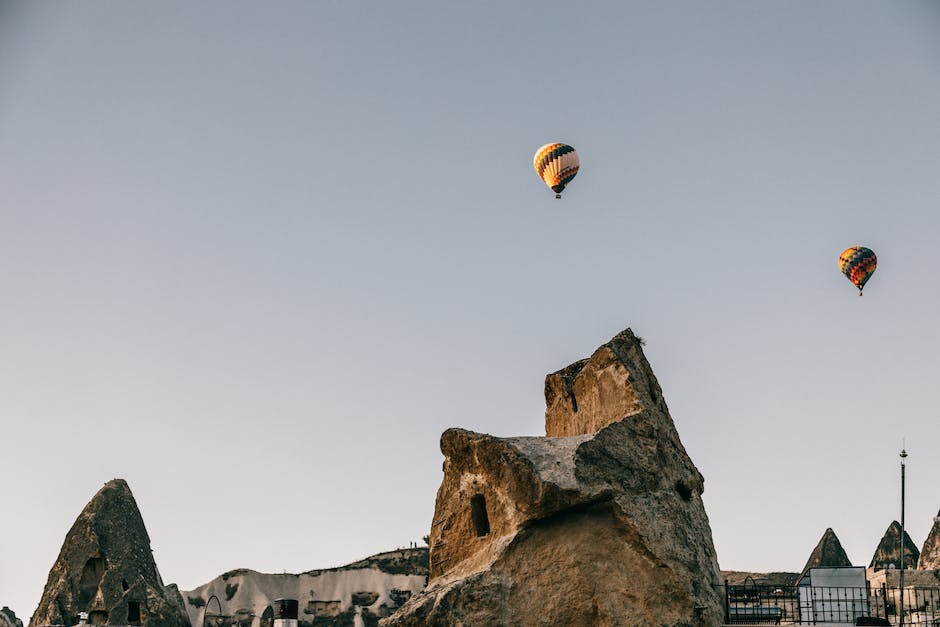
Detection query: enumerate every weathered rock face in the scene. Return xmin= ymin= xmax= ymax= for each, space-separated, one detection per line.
xmin=181 ymin=548 xmax=428 ymax=627
xmin=383 ymin=328 xmax=723 ymax=627
xmin=0 ymin=607 xmax=23 ymax=627
xmin=799 ymin=528 xmax=852 ymax=579
xmin=30 ymin=479 xmax=191 ymax=627
xmin=544 ymin=331 xmax=664 ymax=437
xmin=919 ymin=511 xmax=940 ymax=570
xmin=870 ymin=520 xmax=920 ymax=571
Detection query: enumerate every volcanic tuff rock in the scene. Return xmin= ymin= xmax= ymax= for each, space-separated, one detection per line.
xmin=919 ymin=510 xmax=940 ymax=570
xmin=382 ymin=328 xmax=723 ymax=627
xmin=870 ymin=520 xmax=920 ymax=571
xmin=181 ymin=548 xmax=428 ymax=627
xmin=30 ymin=479 xmax=191 ymax=627
xmin=0 ymin=608 xmax=23 ymax=627
xmin=799 ymin=528 xmax=852 ymax=580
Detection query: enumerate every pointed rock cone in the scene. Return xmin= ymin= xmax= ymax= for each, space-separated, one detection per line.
xmin=799 ymin=528 xmax=852 ymax=580
xmin=29 ymin=479 xmax=191 ymax=627
xmin=870 ymin=520 xmax=920 ymax=571
xmin=918 ymin=510 xmax=940 ymax=570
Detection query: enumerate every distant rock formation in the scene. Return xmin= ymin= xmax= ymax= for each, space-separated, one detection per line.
xmin=800 ymin=528 xmax=852 ymax=579
xmin=382 ymin=328 xmax=723 ymax=626
xmin=0 ymin=607 xmax=23 ymax=627
xmin=870 ymin=520 xmax=920 ymax=571
xmin=181 ymin=548 xmax=428 ymax=627
xmin=720 ymin=571 xmax=799 ymax=587
xmin=918 ymin=510 xmax=940 ymax=570
xmin=29 ymin=479 xmax=191 ymax=627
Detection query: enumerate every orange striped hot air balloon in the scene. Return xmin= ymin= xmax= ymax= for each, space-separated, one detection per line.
xmin=533 ymin=143 xmax=579 ymax=198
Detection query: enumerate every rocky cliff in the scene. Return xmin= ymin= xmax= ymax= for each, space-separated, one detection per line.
xmin=181 ymin=548 xmax=428 ymax=627
xmin=29 ymin=479 xmax=191 ymax=627
xmin=382 ymin=328 xmax=723 ymax=627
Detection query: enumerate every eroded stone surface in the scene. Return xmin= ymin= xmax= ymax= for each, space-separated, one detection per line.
xmin=799 ymin=528 xmax=852 ymax=580
xmin=0 ymin=607 xmax=23 ymax=627
xmin=870 ymin=520 xmax=920 ymax=571
xmin=919 ymin=511 xmax=940 ymax=570
xmin=180 ymin=548 xmax=428 ymax=627
xmin=544 ymin=330 xmax=665 ymax=437
xmin=383 ymin=328 xmax=723 ymax=626
xmin=29 ymin=479 xmax=191 ymax=627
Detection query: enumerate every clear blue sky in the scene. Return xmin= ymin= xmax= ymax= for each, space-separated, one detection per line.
xmin=3 ymin=1 xmax=940 ymax=618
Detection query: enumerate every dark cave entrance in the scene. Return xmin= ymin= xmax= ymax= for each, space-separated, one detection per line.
xmin=127 ymin=600 xmax=141 ymax=625
xmin=470 ymin=494 xmax=490 ymax=537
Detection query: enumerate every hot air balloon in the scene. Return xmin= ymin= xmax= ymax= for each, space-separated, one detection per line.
xmin=838 ymin=246 xmax=877 ymax=296
xmin=533 ymin=143 xmax=579 ymax=198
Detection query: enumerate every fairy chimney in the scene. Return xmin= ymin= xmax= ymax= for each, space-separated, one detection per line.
xmin=383 ymin=328 xmax=723 ymax=626
xmin=30 ymin=479 xmax=190 ymax=627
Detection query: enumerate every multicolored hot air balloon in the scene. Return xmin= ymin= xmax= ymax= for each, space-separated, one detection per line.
xmin=839 ymin=246 xmax=877 ymax=295
xmin=533 ymin=143 xmax=579 ymax=198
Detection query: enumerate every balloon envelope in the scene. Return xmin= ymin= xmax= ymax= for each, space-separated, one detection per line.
xmin=533 ymin=143 xmax=579 ymax=197
xmin=838 ymin=246 xmax=877 ymax=293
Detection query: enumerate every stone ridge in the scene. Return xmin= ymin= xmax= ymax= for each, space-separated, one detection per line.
xmin=721 ymin=571 xmax=799 ymax=587
xmin=323 ymin=548 xmax=429 ymax=576
xmin=29 ymin=479 xmax=191 ymax=627
xmin=799 ymin=528 xmax=852 ymax=579
xmin=212 ymin=549 xmax=429 ymax=581
xmin=870 ymin=520 xmax=920 ymax=571
xmin=181 ymin=549 xmax=428 ymax=627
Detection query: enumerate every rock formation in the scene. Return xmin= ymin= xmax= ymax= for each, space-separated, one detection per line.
xmin=720 ymin=571 xmax=798 ymax=587
xmin=181 ymin=548 xmax=428 ymax=627
xmin=870 ymin=520 xmax=919 ymax=571
xmin=382 ymin=328 xmax=723 ymax=626
xmin=30 ymin=479 xmax=191 ymax=627
xmin=0 ymin=608 xmax=23 ymax=627
xmin=918 ymin=510 xmax=940 ymax=570
xmin=799 ymin=528 xmax=852 ymax=579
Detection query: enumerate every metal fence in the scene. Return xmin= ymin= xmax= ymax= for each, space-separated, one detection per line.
xmin=719 ymin=583 xmax=940 ymax=625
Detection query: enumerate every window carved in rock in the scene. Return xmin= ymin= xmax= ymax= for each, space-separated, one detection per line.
xmin=470 ymin=494 xmax=490 ymax=537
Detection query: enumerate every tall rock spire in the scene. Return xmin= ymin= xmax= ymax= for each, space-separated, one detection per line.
xmin=870 ymin=520 xmax=920 ymax=571
xmin=918 ymin=510 xmax=940 ymax=570
xmin=30 ymin=479 xmax=190 ymax=627
xmin=799 ymin=528 xmax=852 ymax=579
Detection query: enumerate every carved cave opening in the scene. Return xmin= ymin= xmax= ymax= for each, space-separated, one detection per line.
xmin=470 ymin=494 xmax=490 ymax=537
xmin=127 ymin=601 xmax=141 ymax=625
xmin=79 ymin=557 xmax=106 ymax=586
xmin=79 ymin=557 xmax=106 ymax=606
xmin=675 ymin=480 xmax=693 ymax=502
xmin=260 ymin=605 xmax=274 ymax=627
xmin=234 ymin=608 xmax=253 ymax=627
xmin=88 ymin=610 xmax=108 ymax=625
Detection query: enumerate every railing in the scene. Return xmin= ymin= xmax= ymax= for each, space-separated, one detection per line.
xmin=719 ymin=584 xmax=940 ymax=625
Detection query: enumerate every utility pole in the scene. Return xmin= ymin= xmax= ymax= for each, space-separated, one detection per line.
xmin=899 ymin=447 xmax=907 ymax=627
